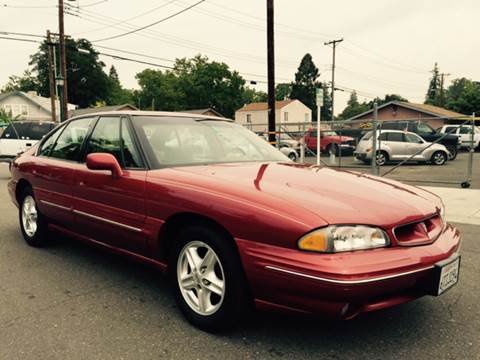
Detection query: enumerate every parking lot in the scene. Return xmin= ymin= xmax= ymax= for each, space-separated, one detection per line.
xmin=305 ymin=152 xmax=480 ymax=189
xmin=0 ymin=164 xmax=479 ymax=360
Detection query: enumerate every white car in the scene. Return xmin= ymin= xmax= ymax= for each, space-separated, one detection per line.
xmin=0 ymin=121 xmax=56 ymax=163
xmin=438 ymin=125 xmax=480 ymax=150
xmin=355 ymin=130 xmax=450 ymax=166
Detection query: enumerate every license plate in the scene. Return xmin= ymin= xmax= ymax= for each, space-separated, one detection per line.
xmin=435 ymin=255 xmax=460 ymax=296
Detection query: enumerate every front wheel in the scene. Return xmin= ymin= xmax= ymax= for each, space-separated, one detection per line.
xmin=431 ymin=151 xmax=447 ymax=165
xmin=19 ymin=187 xmax=49 ymax=247
xmin=170 ymin=226 xmax=249 ymax=332
xmin=288 ymin=152 xmax=297 ymax=161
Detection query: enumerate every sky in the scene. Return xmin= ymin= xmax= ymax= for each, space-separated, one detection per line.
xmin=0 ymin=0 xmax=479 ymax=115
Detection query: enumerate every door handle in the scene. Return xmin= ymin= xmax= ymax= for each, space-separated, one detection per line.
xmin=26 ymin=143 xmax=32 ymax=147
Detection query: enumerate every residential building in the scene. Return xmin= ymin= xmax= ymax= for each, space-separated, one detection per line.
xmin=0 ymin=91 xmax=76 ymax=122
xmin=235 ymin=99 xmax=312 ymax=132
xmin=69 ymin=104 xmax=138 ymax=118
xmin=346 ymin=101 xmax=466 ymax=129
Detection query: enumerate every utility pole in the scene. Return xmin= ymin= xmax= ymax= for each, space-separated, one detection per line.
xmin=267 ymin=0 xmax=276 ymax=145
xmin=324 ymin=38 xmax=343 ymax=121
xmin=439 ymin=72 xmax=450 ymax=106
xmin=58 ymin=0 xmax=69 ymax=122
xmin=47 ymin=31 xmax=57 ymax=123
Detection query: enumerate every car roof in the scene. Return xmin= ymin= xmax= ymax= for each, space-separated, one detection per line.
xmin=5 ymin=120 xmax=56 ymax=125
xmin=68 ymin=110 xmax=231 ymax=122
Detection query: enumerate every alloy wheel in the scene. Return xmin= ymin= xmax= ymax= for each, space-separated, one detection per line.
xmin=433 ymin=152 xmax=446 ymax=165
xmin=21 ymin=195 xmax=38 ymax=237
xmin=376 ymin=152 xmax=387 ymax=166
xmin=177 ymin=241 xmax=225 ymax=316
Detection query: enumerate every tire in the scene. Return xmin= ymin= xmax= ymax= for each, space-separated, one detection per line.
xmin=169 ymin=225 xmax=249 ymax=332
xmin=431 ymin=151 xmax=447 ymax=166
xmin=445 ymin=145 xmax=457 ymax=160
xmin=288 ymin=152 xmax=297 ymax=161
xmin=327 ymin=143 xmax=339 ymax=156
xmin=375 ymin=151 xmax=388 ymax=166
xmin=18 ymin=187 xmax=49 ymax=247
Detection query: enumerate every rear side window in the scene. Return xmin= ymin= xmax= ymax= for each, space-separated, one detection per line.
xmin=444 ymin=126 xmax=458 ymax=133
xmin=1 ymin=123 xmax=29 ymax=139
xmin=387 ymin=132 xmax=404 ymax=142
xmin=378 ymin=133 xmax=388 ymax=141
xmin=0 ymin=122 xmax=54 ymax=140
xmin=459 ymin=127 xmax=473 ymax=135
xmin=50 ymin=117 xmax=95 ymax=161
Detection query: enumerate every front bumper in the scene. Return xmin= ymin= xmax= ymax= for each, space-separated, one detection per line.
xmin=236 ymin=224 xmax=461 ymax=318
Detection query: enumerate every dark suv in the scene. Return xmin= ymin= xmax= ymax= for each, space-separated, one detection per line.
xmin=380 ymin=121 xmax=459 ymax=160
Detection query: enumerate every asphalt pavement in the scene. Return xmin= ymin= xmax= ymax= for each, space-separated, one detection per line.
xmin=0 ymin=164 xmax=478 ymax=360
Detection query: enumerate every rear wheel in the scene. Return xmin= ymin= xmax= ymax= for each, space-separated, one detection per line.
xmin=446 ymin=145 xmax=457 ymax=160
xmin=288 ymin=152 xmax=297 ymax=161
xmin=169 ymin=225 xmax=249 ymax=332
xmin=375 ymin=151 xmax=388 ymax=166
xmin=19 ymin=187 xmax=49 ymax=247
xmin=431 ymin=151 xmax=447 ymax=165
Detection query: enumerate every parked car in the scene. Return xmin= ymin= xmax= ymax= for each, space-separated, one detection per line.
xmin=355 ymin=130 xmax=450 ymax=166
xmin=0 ymin=121 xmax=56 ymax=163
xmin=258 ymin=132 xmax=299 ymax=161
xmin=438 ymin=125 xmax=480 ymax=150
xmin=380 ymin=121 xmax=459 ymax=160
xmin=304 ymin=129 xmax=356 ymax=155
xmin=9 ymin=111 xmax=461 ymax=331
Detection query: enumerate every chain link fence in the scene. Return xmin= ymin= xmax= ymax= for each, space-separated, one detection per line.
xmin=243 ymin=109 xmax=478 ymax=188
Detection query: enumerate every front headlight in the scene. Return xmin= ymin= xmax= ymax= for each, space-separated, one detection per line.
xmin=298 ymin=225 xmax=390 ymax=253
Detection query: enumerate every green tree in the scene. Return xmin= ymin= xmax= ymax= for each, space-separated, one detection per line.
xmin=1 ymin=70 xmax=39 ymax=93
xmin=425 ymin=63 xmax=441 ymax=105
xmin=243 ymin=87 xmax=268 ymax=103
xmin=444 ymin=78 xmax=480 ymax=115
xmin=320 ymin=82 xmax=332 ymax=120
xmin=338 ymin=91 xmax=370 ymax=120
xmin=371 ymin=93 xmax=408 ymax=107
xmin=29 ymin=38 xmax=111 ymax=108
xmin=290 ymin=54 xmax=321 ymax=120
xmin=135 ymin=68 xmax=184 ymax=111
xmin=275 ymin=83 xmax=292 ymax=100
xmin=106 ymin=65 xmax=133 ymax=105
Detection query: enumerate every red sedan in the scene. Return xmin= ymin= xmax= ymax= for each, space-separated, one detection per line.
xmin=8 ymin=111 xmax=461 ymax=331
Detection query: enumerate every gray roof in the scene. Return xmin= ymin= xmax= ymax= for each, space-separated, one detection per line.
xmin=0 ymin=91 xmax=76 ymax=114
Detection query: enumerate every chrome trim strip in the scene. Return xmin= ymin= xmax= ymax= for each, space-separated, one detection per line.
xmin=40 ymin=200 xmax=71 ymax=212
xmin=265 ymin=265 xmax=435 ymax=285
xmin=73 ymin=210 xmax=142 ymax=233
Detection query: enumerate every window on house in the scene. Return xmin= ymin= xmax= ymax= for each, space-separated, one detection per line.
xmin=3 ymin=104 xmax=12 ymax=115
xmin=246 ymin=114 xmax=252 ymax=124
xmin=284 ymin=112 xmax=289 ymax=122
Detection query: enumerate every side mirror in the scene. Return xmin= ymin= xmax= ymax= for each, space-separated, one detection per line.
xmin=86 ymin=153 xmax=123 ymax=178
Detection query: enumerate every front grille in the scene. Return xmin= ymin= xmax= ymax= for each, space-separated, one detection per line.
xmin=394 ymin=214 xmax=443 ymax=246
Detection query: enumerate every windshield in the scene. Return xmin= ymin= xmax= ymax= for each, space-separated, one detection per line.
xmin=132 ymin=116 xmax=288 ymax=168
xmin=323 ymin=131 xmax=338 ymax=136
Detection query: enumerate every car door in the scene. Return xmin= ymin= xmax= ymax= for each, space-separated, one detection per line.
xmin=72 ymin=116 xmax=148 ymax=255
xmin=404 ymin=133 xmax=426 ymax=158
xmin=32 ymin=117 xmax=96 ymax=227
xmin=383 ymin=132 xmax=407 ymax=160
xmin=458 ymin=126 xmax=473 ymax=147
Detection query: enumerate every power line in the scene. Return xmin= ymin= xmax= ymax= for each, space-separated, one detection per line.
xmin=0 ymin=36 xmax=40 ymax=44
xmin=93 ymin=0 xmax=206 ymax=42
xmin=70 ymin=0 xmax=179 ymax=35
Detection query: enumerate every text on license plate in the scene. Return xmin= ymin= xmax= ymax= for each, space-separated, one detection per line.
xmin=437 ymin=257 xmax=460 ymax=295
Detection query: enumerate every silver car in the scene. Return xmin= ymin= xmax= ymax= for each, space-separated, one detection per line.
xmin=355 ymin=130 xmax=449 ymax=166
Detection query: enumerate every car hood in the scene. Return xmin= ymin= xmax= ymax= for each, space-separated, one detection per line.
xmin=158 ymin=162 xmax=441 ymax=228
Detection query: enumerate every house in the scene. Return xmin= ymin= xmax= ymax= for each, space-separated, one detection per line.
xmin=69 ymin=103 xmax=138 ymax=118
xmin=181 ymin=108 xmax=224 ymax=117
xmin=0 ymin=91 xmax=76 ymax=122
xmin=235 ymin=99 xmax=312 ymax=132
xmin=346 ymin=101 xmax=466 ymax=129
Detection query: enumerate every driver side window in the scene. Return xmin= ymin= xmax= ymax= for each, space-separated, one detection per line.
xmin=405 ymin=133 xmax=423 ymax=143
